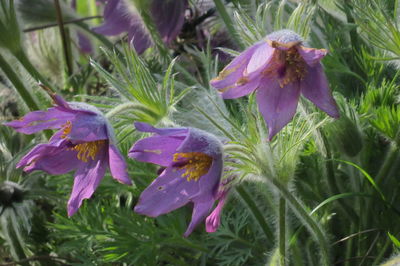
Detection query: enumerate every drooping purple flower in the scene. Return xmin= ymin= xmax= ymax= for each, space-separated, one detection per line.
xmin=93 ymin=0 xmax=187 ymax=54
xmin=210 ymin=29 xmax=339 ymax=140
xmin=128 ymin=122 xmax=223 ymax=237
xmin=4 ymin=94 xmax=132 ymax=216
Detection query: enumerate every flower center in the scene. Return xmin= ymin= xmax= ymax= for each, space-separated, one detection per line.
xmin=172 ymin=152 xmax=213 ymax=182
xmin=70 ymin=140 xmax=106 ymax=162
xmin=263 ymin=47 xmax=307 ymax=87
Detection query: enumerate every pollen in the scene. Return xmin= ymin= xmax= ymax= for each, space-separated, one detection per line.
xmin=70 ymin=140 xmax=106 ymax=162
xmin=61 ymin=121 xmax=72 ymax=139
xmin=173 ymin=152 xmax=212 ymax=182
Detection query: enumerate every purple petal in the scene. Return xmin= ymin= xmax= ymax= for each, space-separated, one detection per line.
xmin=184 ymin=196 xmax=215 ymax=237
xmin=210 ymin=42 xmax=263 ymax=90
xmin=176 ymin=128 xmax=223 ymax=159
xmin=134 ymin=122 xmax=188 ymax=136
xmin=151 ymin=0 xmax=187 ymax=44
xmin=67 ymin=147 xmax=108 ymax=216
xmin=4 ymin=108 xmax=75 ymax=134
xmin=219 ymin=73 xmax=261 ymax=99
xmin=300 ymin=64 xmax=339 ymax=118
xmin=17 ymin=139 xmax=81 ymax=175
xmin=108 ymin=144 xmax=132 ymax=185
xmin=297 ymin=46 xmax=327 ymax=67
xmin=77 ymin=32 xmax=93 ymax=54
xmin=205 ymin=192 xmax=227 ymax=233
xmin=194 ymin=158 xmax=222 ymax=198
xmin=92 ymin=0 xmax=131 ymax=35
xmin=134 ymin=167 xmax=199 ymax=217
xmin=246 ymin=42 xmax=275 ymax=74
xmin=128 ymin=135 xmax=185 ymax=166
xmin=257 ymin=79 xmax=301 ymax=140
xmin=128 ymin=23 xmax=153 ymax=54
xmin=67 ymin=113 xmax=109 ymax=142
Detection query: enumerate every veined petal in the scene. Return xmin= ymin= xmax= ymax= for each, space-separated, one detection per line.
xmin=109 ymin=144 xmax=132 ymax=185
xmin=4 ymin=108 xmax=75 ymax=134
xmin=184 ymin=196 xmax=215 ymax=237
xmin=128 ymin=135 xmax=185 ymax=166
xmin=67 ymin=147 xmax=108 ymax=216
xmin=17 ymin=139 xmax=80 ymax=174
xmin=219 ymin=73 xmax=261 ymax=99
xmin=257 ymin=79 xmax=301 ymax=140
xmin=300 ymin=64 xmax=339 ymax=118
xmin=134 ymin=167 xmax=198 ymax=217
xmin=134 ymin=122 xmax=188 ymax=136
xmin=297 ymin=46 xmax=327 ymax=67
xmin=246 ymin=41 xmax=275 ymax=74
xmin=210 ymin=42 xmax=264 ymax=89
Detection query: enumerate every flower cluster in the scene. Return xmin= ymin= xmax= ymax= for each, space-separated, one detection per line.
xmin=5 ymin=29 xmax=338 ymax=237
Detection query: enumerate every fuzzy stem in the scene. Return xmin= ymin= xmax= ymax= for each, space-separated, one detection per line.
xmin=212 ymin=0 xmax=245 ymax=50
xmin=235 ymin=186 xmax=274 ymax=241
xmin=13 ymin=50 xmax=52 ymax=90
xmin=270 ymin=178 xmax=331 ymax=266
xmin=0 ymin=53 xmax=40 ymax=111
xmin=279 ymin=197 xmax=286 ymax=266
xmin=372 ymin=238 xmax=390 ymax=265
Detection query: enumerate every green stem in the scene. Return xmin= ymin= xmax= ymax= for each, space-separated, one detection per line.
xmin=279 ymin=197 xmax=286 ymax=266
xmin=320 ymin=132 xmax=359 ymax=222
xmin=0 ymin=53 xmax=40 ymax=111
xmin=270 ymin=178 xmax=331 ymax=266
xmin=54 ymin=0 xmax=73 ymax=77
xmin=213 ymin=0 xmax=245 ymax=50
xmin=235 ymin=186 xmax=274 ymax=241
xmin=376 ymin=144 xmax=399 ymax=185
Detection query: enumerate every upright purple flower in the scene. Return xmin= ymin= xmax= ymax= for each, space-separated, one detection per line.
xmin=93 ymin=0 xmax=187 ymax=54
xmin=128 ymin=122 xmax=223 ymax=237
xmin=211 ymin=29 xmax=339 ymax=140
xmin=4 ymin=94 xmax=132 ymax=216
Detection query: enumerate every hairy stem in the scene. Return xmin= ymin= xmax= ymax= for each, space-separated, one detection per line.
xmin=279 ymin=197 xmax=286 ymax=266
xmin=0 ymin=53 xmax=39 ymax=111
xmin=270 ymin=178 xmax=331 ymax=266
xmin=235 ymin=186 xmax=274 ymax=241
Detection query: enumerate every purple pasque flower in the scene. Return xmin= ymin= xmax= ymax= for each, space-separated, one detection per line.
xmin=210 ymin=29 xmax=339 ymax=140
xmin=93 ymin=0 xmax=187 ymax=54
xmin=128 ymin=122 xmax=223 ymax=237
xmin=4 ymin=94 xmax=132 ymax=216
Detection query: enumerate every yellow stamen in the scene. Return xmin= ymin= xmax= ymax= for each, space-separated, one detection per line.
xmin=173 ymin=152 xmax=212 ymax=182
xmin=70 ymin=140 xmax=106 ymax=162
xmin=61 ymin=121 xmax=72 ymax=139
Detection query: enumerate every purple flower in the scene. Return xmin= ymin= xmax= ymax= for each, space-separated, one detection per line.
xmin=128 ymin=122 xmax=223 ymax=237
xmin=4 ymin=94 xmax=132 ymax=216
xmin=210 ymin=29 xmax=339 ymax=140
xmin=93 ymin=0 xmax=187 ymax=54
